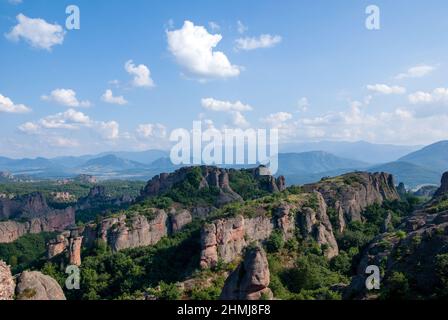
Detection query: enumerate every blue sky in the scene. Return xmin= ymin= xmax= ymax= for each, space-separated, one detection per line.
xmin=1 ymin=0 xmax=448 ymax=158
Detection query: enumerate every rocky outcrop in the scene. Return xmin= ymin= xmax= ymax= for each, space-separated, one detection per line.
xmin=200 ymin=192 xmax=339 ymax=269
xmin=434 ymin=171 xmax=448 ymax=198
xmin=76 ymin=186 xmax=133 ymax=211
xmin=47 ymin=208 xmax=179 ymax=258
xmin=140 ymin=166 xmax=285 ymax=208
xmin=304 ymin=172 xmax=399 ymax=225
xmin=220 ymin=246 xmax=272 ymax=300
xmin=297 ymin=192 xmax=339 ymax=258
xmin=15 ymin=271 xmax=66 ymax=300
xmin=169 ymin=209 xmax=193 ymax=233
xmin=47 ymin=229 xmax=83 ymax=266
xmin=0 ymin=260 xmax=15 ymax=300
xmin=200 ymin=215 xmax=273 ymax=269
xmin=345 ymin=197 xmax=448 ymax=299
xmin=108 ymin=211 xmax=168 ymax=252
xmin=0 ymin=206 xmax=75 ymax=243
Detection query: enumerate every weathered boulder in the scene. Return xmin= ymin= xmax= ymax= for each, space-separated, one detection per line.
xmin=220 ymin=246 xmax=272 ymax=300
xmin=16 ymin=271 xmax=66 ymax=300
xmin=0 ymin=260 xmax=15 ymax=300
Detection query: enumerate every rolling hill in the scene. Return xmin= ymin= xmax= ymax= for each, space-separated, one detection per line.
xmin=399 ymin=140 xmax=448 ymax=174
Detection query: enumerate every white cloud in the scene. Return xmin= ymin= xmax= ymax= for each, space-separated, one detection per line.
xmin=262 ymin=112 xmax=293 ymax=126
xmin=136 ymin=123 xmax=167 ymax=138
xmin=18 ymin=122 xmax=40 ymax=133
xmin=201 ymin=97 xmax=252 ymax=112
xmin=124 ymin=60 xmax=154 ymax=87
xmin=367 ymin=84 xmax=406 ymax=95
xmin=0 ymin=93 xmax=30 ymax=113
xmin=8 ymin=0 xmax=23 ymax=5
xmin=395 ymin=65 xmax=435 ymax=80
xmin=167 ymin=20 xmax=240 ymax=79
xmin=237 ymin=21 xmax=248 ymax=34
xmin=39 ymin=108 xmax=91 ymax=129
xmin=5 ymin=14 xmax=65 ymax=50
xmin=235 ymin=34 xmax=282 ymax=51
xmin=98 ymin=121 xmax=119 ymax=140
xmin=41 ymin=89 xmax=91 ymax=107
xmin=20 ymin=109 xmax=120 ymax=140
xmin=101 ymin=89 xmax=128 ymax=105
xmin=408 ymin=88 xmax=448 ymax=104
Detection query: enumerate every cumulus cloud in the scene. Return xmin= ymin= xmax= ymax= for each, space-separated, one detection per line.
xmin=167 ymin=20 xmax=240 ymax=79
xmin=201 ymin=98 xmax=252 ymax=112
xmin=366 ymin=84 xmax=406 ymax=95
xmin=41 ymin=89 xmax=91 ymax=107
xmin=0 ymin=93 xmax=30 ymax=113
xmin=408 ymin=88 xmax=448 ymax=104
xmin=101 ymin=89 xmax=128 ymax=105
xmin=136 ymin=123 xmax=167 ymax=138
xmin=19 ymin=109 xmax=120 ymax=140
xmin=235 ymin=34 xmax=282 ymax=51
xmin=124 ymin=60 xmax=154 ymax=87
xmin=5 ymin=14 xmax=65 ymax=50
xmin=262 ymin=112 xmax=293 ymax=127
xmin=395 ymin=65 xmax=435 ymax=80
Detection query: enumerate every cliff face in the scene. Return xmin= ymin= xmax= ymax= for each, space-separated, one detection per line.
xmin=345 ymin=172 xmax=448 ymax=299
xmin=76 ymin=185 xmax=133 ymax=211
xmin=200 ymin=191 xmax=339 ymax=269
xmin=220 ymin=246 xmax=272 ymax=300
xmin=47 ymin=208 xmax=194 ymax=264
xmin=0 ymin=206 xmax=75 ymax=243
xmin=303 ymin=172 xmax=399 ymax=231
xmin=200 ymin=172 xmax=399 ymax=269
xmin=107 ymin=210 xmax=168 ymax=252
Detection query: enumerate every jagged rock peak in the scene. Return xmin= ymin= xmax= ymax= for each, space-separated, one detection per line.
xmin=140 ymin=165 xmax=285 ymax=201
xmin=220 ymin=246 xmax=272 ymax=300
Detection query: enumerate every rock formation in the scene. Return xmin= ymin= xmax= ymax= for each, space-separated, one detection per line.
xmin=345 ymin=174 xmax=448 ymax=299
xmin=220 ymin=246 xmax=272 ymax=300
xmin=0 ymin=205 xmax=75 ymax=243
xmin=76 ymin=185 xmax=133 ymax=211
xmin=15 ymin=271 xmax=66 ymax=300
xmin=0 ymin=260 xmax=15 ymax=300
xmin=434 ymin=171 xmax=448 ymax=198
xmin=200 ymin=191 xmax=339 ymax=269
xmin=169 ymin=209 xmax=193 ymax=233
xmin=140 ymin=166 xmax=286 ymax=208
xmin=304 ymin=172 xmax=399 ymax=224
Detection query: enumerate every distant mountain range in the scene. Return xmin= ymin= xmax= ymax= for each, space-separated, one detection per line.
xmin=280 ymin=140 xmax=422 ymax=164
xmin=0 ymin=141 xmax=447 ymax=189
